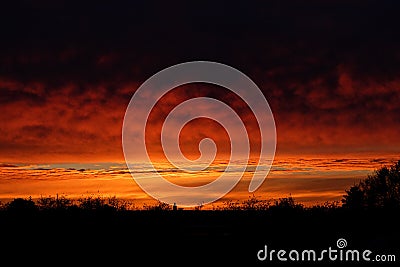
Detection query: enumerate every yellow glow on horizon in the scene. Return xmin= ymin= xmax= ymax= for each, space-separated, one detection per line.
xmin=1 ymin=155 xmax=397 ymax=208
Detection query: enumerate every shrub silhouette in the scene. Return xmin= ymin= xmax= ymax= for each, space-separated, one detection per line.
xmin=342 ymin=160 xmax=400 ymax=209
xmin=78 ymin=195 xmax=106 ymax=210
xmin=217 ymin=195 xmax=302 ymax=211
xmin=107 ymin=195 xmax=133 ymax=211
xmin=270 ymin=196 xmax=304 ymax=211
xmin=143 ymin=200 xmax=171 ymax=210
xmin=310 ymin=201 xmax=340 ymax=211
xmin=6 ymin=197 xmax=37 ymax=213
xmin=219 ymin=199 xmax=242 ymax=210
xmin=37 ymin=194 xmax=72 ymax=210
xmin=241 ymin=194 xmax=271 ymax=210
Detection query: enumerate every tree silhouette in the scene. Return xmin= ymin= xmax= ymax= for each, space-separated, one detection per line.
xmin=6 ymin=197 xmax=37 ymax=213
xmin=37 ymin=194 xmax=72 ymax=210
xmin=342 ymin=160 xmax=400 ymax=209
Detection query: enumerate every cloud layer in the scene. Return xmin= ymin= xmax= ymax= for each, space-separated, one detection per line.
xmin=1 ymin=1 xmax=400 ymax=162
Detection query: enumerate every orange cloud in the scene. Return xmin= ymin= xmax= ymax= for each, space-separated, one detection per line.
xmin=1 ymin=70 xmax=400 ymax=163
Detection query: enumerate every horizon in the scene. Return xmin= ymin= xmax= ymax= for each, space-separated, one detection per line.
xmin=1 ymin=155 xmax=398 ymax=207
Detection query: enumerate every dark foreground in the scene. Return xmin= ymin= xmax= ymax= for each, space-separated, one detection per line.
xmin=1 ymin=208 xmax=399 ymax=266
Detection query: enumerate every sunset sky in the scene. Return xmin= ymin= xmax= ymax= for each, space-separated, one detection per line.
xmin=1 ymin=1 xmax=399 ymax=206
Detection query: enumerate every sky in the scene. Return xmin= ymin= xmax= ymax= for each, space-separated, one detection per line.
xmin=1 ymin=1 xmax=400 ymax=206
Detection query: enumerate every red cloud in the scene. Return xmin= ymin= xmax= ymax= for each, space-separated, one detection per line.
xmin=1 ymin=62 xmax=399 ymax=163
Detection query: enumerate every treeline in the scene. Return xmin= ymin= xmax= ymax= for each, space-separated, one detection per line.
xmin=0 ymin=195 xmax=134 ymax=213
xmin=0 ymin=194 xmax=340 ymax=213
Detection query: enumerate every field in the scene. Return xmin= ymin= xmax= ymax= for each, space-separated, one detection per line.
xmin=1 ymin=197 xmax=399 ymax=266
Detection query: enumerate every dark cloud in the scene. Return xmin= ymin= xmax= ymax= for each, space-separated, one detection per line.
xmin=1 ymin=0 xmax=399 ymax=82
xmin=0 ymin=164 xmax=18 ymax=168
xmin=1 ymin=0 xmax=400 ymax=161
